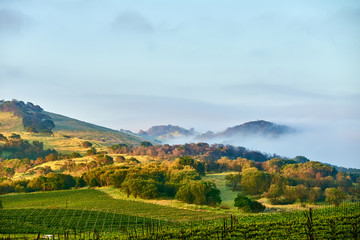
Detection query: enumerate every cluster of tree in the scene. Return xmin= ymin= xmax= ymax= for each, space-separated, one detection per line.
xmin=175 ymin=180 xmax=221 ymax=205
xmin=225 ymin=158 xmax=360 ymax=205
xmin=0 ymin=100 xmax=55 ymax=134
xmin=108 ymin=142 xmax=282 ymax=163
xmin=0 ymin=173 xmax=84 ymax=194
xmin=81 ymin=157 xmax=221 ymax=205
xmin=0 ymin=134 xmax=58 ymax=160
xmin=0 ymin=137 xmax=87 ymax=178
xmin=234 ymin=193 xmax=265 ymax=212
xmin=80 ymin=141 xmax=93 ymax=148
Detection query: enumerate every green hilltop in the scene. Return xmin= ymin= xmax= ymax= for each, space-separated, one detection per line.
xmin=0 ymin=100 xmax=150 ymax=153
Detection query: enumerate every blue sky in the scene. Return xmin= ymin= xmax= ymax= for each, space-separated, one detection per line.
xmin=0 ymin=0 xmax=359 ymax=167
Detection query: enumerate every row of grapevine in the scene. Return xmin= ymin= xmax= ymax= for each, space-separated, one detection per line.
xmin=0 ymin=208 xmax=174 ymax=235
xmin=1 ymin=203 xmax=359 ymax=239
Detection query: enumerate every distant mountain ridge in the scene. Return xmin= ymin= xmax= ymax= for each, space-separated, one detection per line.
xmin=140 ymin=120 xmax=295 ymax=142
xmin=196 ymin=120 xmax=295 ymax=141
xmin=139 ymin=124 xmax=196 ymax=140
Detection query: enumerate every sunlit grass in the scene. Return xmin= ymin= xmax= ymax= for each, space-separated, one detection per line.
xmin=203 ymin=172 xmax=239 ymax=209
xmin=0 ymin=111 xmax=24 ymax=132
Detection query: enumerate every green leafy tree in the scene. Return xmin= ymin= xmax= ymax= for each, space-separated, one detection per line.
xmin=265 ymin=184 xmax=283 ymax=204
xmin=95 ymin=154 xmax=114 ymax=165
xmin=121 ymin=178 xmax=156 ymax=199
xmin=178 ymin=156 xmax=195 ymax=166
xmin=325 ymin=188 xmax=346 ymax=206
xmin=234 ymin=193 xmax=265 ymax=212
xmin=115 ymin=156 xmax=126 ymax=162
xmin=26 ymin=126 xmax=38 ymax=133
xmin=175 ymin=184 xmax=194 ymax=203
xmin=9 ymin=133 xmax=21 ymax=140
xmin=140 ymin=179 xmax=159 ymax=199
xmin=86 ymin=147 xmax=97 ymax=156
xmin=27 ymin=176 xmax=47 ymax=191
xmin=205 ymin=183 xmax=222 ymax=206
xmin=294 ymin=156 xmax=310 ymax=163
xmin=0 ymin=199 xmax=2 ymax=209
xmin=225 ymin=173 xmax=242 ymax=191
xmin=175 ymin=181 xmax=221 ymax=205
xmin=128 ymin=157 xmax=140 ymax=163
xmin=240 ymin=167 xmax=271 ymax=195
xmin=81 ymin=141 xmax=93 ymax=148
xmin=70 ymin=152 xmax=82 ymax=158
xmin=308 ymin=187 xmax=323 ymax=203
xmin=140 ymin=141 xmax=153 ymax=147
xmin=295 ymin=184 xmax=309 ymax=203
xmin=178 ymin=156 xmax=205 ymax=176
xmin=0 ymin=133 xmax=7 ymax=141
xmin=74 ymin=176 xmax=87 ymax=188
xmin=110 ymin=169 xmax=128 ymax=188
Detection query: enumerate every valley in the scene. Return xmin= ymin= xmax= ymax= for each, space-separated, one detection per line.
xmin=1 ymin=100 xmax=359 ymax=239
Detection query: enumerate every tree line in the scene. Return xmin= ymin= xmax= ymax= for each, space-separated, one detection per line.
xmin=0 ymin=100 xmax=55 ymax=134
xmin=109 ymin=142 xmax=281 ymax=162
xmin=0 ymin=133 xmax=58 ymax=161
xmin=225 ymin=158 xmax=360 ymax=207
xmin=0 ymin=156 xmax=222 ymax=206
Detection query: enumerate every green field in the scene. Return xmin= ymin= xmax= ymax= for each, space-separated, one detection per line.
xmin=1 ymin=189 xmax=359 ymax=239
xmin=0 ymin=188 xmax=226 ymax=221
xmin=203 ymin=172 xmax=240 ymax=210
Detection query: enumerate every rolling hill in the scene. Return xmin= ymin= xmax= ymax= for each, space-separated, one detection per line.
xmin=196 ymin=120 xmax=295 ymax=141
xmin=0 ymin=100 xmax=150 ymax=153
xmin=140 ymin=120 xmax=296 ymax=143
xmin=138 ymin=124 xmax=196 ymax=140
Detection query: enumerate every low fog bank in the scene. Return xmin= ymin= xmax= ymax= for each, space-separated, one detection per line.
xmin=160 ymin=121 xmax=360 ymax=169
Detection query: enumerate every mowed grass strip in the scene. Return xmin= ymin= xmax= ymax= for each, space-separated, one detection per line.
xmin=203 ymin=172 xmax=240 ymax=209
xmin=0 ymin=188 xmax=226 ymax=221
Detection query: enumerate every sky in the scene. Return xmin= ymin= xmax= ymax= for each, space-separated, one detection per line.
xmin=0 ymin=0 xmax=359 ymax=168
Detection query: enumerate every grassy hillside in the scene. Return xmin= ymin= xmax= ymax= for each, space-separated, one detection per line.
xmin=0 ymin=111 xmax=24 ymax=132
xmin=0 ymin=109 xmax=151 ymax=154
xmin=48 ymin=112 xmax=148 ymax=146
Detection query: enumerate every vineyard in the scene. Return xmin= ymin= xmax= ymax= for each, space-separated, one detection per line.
xmin=0 ymin=189 xmax=359 ymax=239
xmin=1 ymin=202 xmax=359 ymax=239
xmin=0 ymin=189 xmax=225 ymax=221
xmin=0 ymin=208 xmax=174 ymax=236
